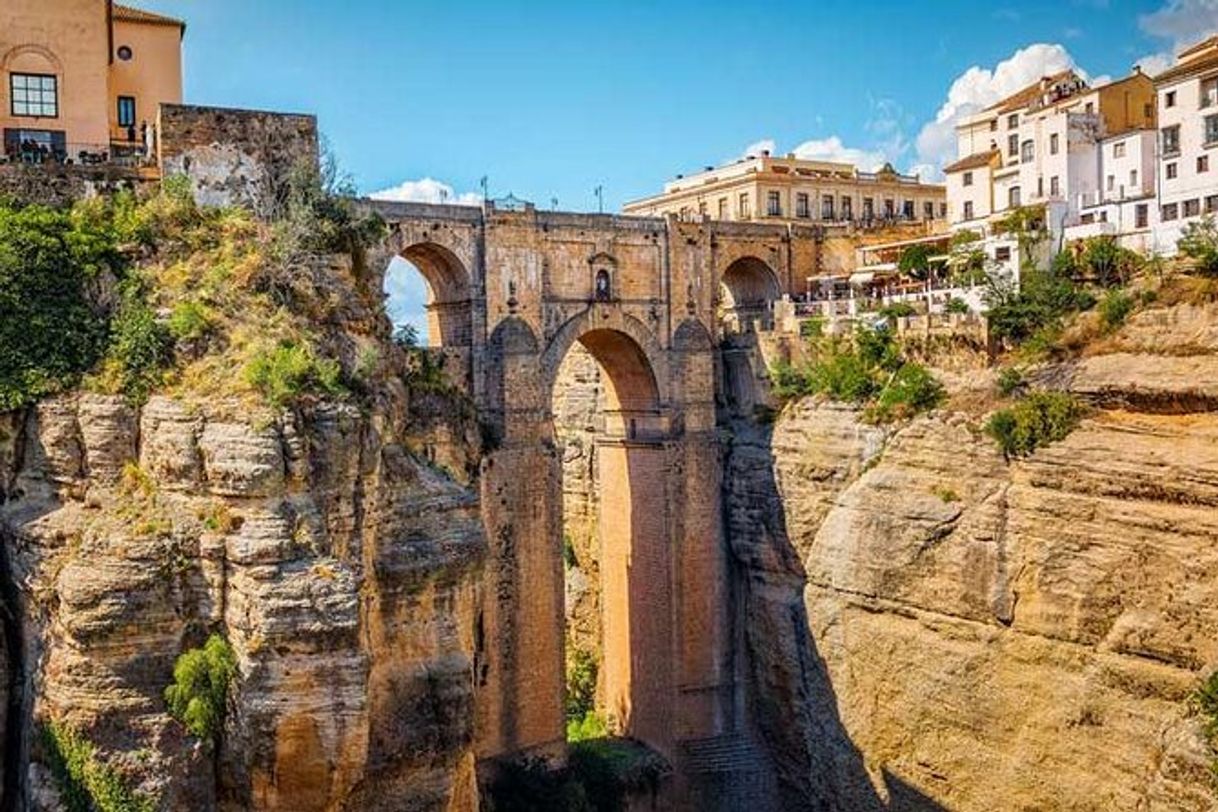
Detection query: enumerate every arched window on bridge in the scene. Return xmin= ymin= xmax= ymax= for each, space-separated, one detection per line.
xmin=382 ymin=242 xmax=472 ymax=350
xmin=719 ymin=256 xmax=781 ymax=334
xmin=384 ymin=255 xmax=432 ymax=347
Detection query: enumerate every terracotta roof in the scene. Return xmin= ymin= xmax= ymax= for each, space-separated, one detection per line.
xmin=1154 ymin=48 xmax=1218 ymax=85
xmin=943 ymin=150 xmax=999 ymax=174
xmin=987 ymin=70 xmax=1080 ymax=113
xmin=112 ymin=4 xmax=185 ymax=29
xmin=1178 ymin=34 xmax=1218 ymax=62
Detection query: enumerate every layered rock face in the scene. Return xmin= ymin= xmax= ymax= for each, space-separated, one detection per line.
xmin=727 ymin=303 xmax=1218 ymax=811
xmin=0 ymin=389 xmax=484 ymax=811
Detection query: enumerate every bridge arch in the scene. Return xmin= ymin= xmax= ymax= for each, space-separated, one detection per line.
xmin=548 ymin=314 xmax=674 ymax=752
xmin=719 ymin=255 xmax=781 ymax=333
xmin=384 ymin=240 xmax=473 ymax=348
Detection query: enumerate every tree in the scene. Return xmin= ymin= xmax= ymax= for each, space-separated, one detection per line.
xmin=898 ymin=244 xmax=934 ymax=281
xmin=165 ymin=635 xmax=237 ymax=745
xmin=1179 ymin=216 xmax=1218 ymax=277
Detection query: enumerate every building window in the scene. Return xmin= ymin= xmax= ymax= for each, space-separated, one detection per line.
xmin=1130 ymin=169 xmax=1138 ymax=187
xmin=796 ymin=192 xmax=809 ymax=218
xmin=1203 ymin=78 xmax=1218 ymax=109
xmin=679 ymin=206 xmax=691 ymax=222
xmin=698 ymin=201 xmax=708 ymax=217
xmin=1144 ymin=102 xmax=1154 ymax=119
xmin=1021 ymin=140 xmax=1034 ymax=162
xmin=1135 ymin=203 xmax=1148 ymax=228
xmin=1165 ymin=90 xmax=1176 ymax=108
xmin=842 ymin=196 xmax=853 ymax=220
xmin=1008 ymin=134 xmax=1019 ymax=157
xmin=821 ymin=196 xmax=835 ymax=220
xmin=766 ymin=190 xmax=782 ymax=216
xmin=117 ymin=45 xmax=133 ymax=61
xmin=1037 ymin=176 xmax=1044 ymax=198
xmin=963 ymin=200 xmax=974 ymax=220
xmin=1185 ymin=199 xmax=1201 ymax=217
xmin=1050 ymin=175 xmax=1060 ymax=197
xmin=117 ymin=96 xmax=136 ymax=128
xmin=1167 ymin=162 xmax=1178 ymax=180
xmin=863 ymin=197 xmax=874 ymax=220
xmin=1207 ymin=194 xmax=1218 ymax=213
xmin=1113 ymin=141 xmax=1126 ymax=158
xmin=901 ymin=200 xmax=913 ymax=219
xmin=717 ymin=198 xmax=728 ymax=220
xmin=940 ymin=203 xmax=947 ymax=218
xmin=1201 ymin=155 xmax=1211 ymax=173
xmin=738 ymin=193 xmax=751 ymax=218
xmin=995 ymin=246 xmax=1012 ymax=262
xmin=963 ymin=170 xmax=973 ymax=187
xmin=10 ymin=73 xmax=58 ymax=118
xmin=1206 ymin=114 xmax=1218 ymax=145
xmin=1009 ymin=186 xmax=1021 ymax=208
xmin=1085 ymin=102 xmax=1094 ymax=114
xmin=1162 ymin=203 xmax=1179 ymax=221
xmin=1008 ymin=113 xmax=1019 ymax=128
xmin=1050 ymin=133 xmax=1060 ymax=155
xmin=884 ymin=198 xmax=895 ymax=218
xmin=1107 ymin=174 xmax=1114 ymax=191
xmin=923 ymin=201 xmax=934 ymax=219
xmin=1162 ymin=125 xmax=1181 ymax=155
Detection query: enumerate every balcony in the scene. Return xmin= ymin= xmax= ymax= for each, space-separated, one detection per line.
xmin=0 ymin=141 xmax=155 ymax=171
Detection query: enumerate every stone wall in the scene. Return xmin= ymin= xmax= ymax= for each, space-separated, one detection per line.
xmin=0 ymin=163 xmax=150 ymax=207
xmin=158 ymin=104 xmax=319 ymax=214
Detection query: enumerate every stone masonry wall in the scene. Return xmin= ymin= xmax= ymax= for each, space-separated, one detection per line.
xmin=158 ymin=104 xmax=319 ymax=214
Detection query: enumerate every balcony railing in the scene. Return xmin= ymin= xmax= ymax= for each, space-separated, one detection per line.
xmin=0 ymin=142 xmax=154 ymax=170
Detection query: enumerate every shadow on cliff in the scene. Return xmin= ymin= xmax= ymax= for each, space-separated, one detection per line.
xmin=720 ymin=343 xmax=946 ymax=812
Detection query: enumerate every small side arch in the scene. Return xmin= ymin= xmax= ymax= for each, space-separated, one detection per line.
xmin=719 ymin=255 xmax=781 ymax=333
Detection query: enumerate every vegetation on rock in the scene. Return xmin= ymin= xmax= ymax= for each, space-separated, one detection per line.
xmin=985 ymin=390 xmax=1085 ymax=459
xmin=1191 ymin=670 xmax=1218 ymax=782
xmin=770 ymin=326 xmax=943 ymax=423
xmin=164 ymin=634 xmax=237 ymax=744
xmin=41 ymin=721 xmax=154 ymax=812
xmin=1179 ymin=216 xmax=1218 ymax=277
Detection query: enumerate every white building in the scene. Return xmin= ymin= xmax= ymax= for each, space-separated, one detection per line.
xmin=1154 ymin=35 xmax=1218 ymax=253
xmin=944 ymin=69 xmax=1157 ymax=256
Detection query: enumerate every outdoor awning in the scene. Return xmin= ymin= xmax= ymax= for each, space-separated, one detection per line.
xmin=849 ymin=263 xmax=897 ymax=285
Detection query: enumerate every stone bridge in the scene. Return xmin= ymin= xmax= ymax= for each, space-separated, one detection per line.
xmin=364 ymin=199 xmax=825 ymax=785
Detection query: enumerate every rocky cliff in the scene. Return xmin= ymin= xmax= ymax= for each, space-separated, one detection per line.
xmin=728 ymin=300 xmax=1218 ymax=811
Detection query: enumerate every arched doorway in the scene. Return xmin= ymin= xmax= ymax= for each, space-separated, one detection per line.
xmin=719 ymin=256 xmax=781 ymax=334
xmin=550 ymin=326 xmax=671 ymax=753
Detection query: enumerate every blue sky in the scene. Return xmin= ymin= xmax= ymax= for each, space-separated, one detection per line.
xmin=134 ymin=0 xmax=1216 ymax=336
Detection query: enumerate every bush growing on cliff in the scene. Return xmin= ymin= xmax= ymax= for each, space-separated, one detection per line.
xmin=1098 ymin=288 xmax=1134 ymax=333
xmin=1179 ymin=216 xmax=1218 ymax=277
xmin=985 ymin=390 xmax=1085 ymax=459
xmin=769 ymin=327 xmax=943 ymax=423
xmin=243 ymin=340 xmax=345 ymax=408
xmin=0 ymin=202 xmax=116 ymax=410
xmin=164 ymin=634 xmax=237 ymax=744
xmin=41 ymin=721 xmax=154 ymax=812
xmin=984 ymin=265 xmax=1094 ymax=346
xmin=1191 ymin=670 xmax=1218 ymax=781
xmin=88 ymin=290 xmax=173 ymax=403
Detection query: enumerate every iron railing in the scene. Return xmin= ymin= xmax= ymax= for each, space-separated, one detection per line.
xmin=0 ymin=141 xmax=154 ymax=170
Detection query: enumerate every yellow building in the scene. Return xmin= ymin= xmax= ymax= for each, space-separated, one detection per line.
xmin=623 ymin=150 xmax=947 ymax=227
xmin=1 ymin=0 xmax=183 ymax=161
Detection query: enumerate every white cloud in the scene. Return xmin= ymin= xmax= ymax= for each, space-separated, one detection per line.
xmin=740 ymin=138 xmax=777 ymax=158
xmin=790 ymin=136 xmax=889 ymax=171
xmin=1135 ymin=0 xmax=1218 ymax=73
xmin=370 ymin=177 xmax=481 ymax=206
xmin=913 ymin=43 xmax=1080 ymax=174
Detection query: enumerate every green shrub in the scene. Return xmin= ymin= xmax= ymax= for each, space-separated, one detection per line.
xmin=1179 ymin=216 xmax=1218 ymax=277
xmin=164 ymin=634 xmax=237 ymax=744
xmin=566 ymin=711 xmax=609 ymax=743
xmin=1191 ymin=670 xmax=1218 ymax=782
xmin=244 ymin=341 xmax=344 ymax=408
xmin=0 ymin=203 xmax=115 ymax=410
xmin=41 ymin=721 xmax=154 ymax=812
xmin=866 ymin=362 xmax=944 ymax=423
xmin=878 ymin=301 xmax=917 ymax=322
xmin=945 ymin=297 xmax=970 ymax=315
xmin=808 ymin=350 xmax=877 ymax=403
xmin=985 ymin=391 xmax=1084 ymax=458
xmin=565 ymin=648 xmax=598 ymax=725
xmin=996 ymin=366 xmax=1024 ymax=397
xmin=985 ymin=265 xmax=1094 ymax=345
xmin=798 ymin=316 xmax=825 ymax=338
xmin=769 ymin=359 xmax=813 ymax=402
xmin=392 ymin=323 xmax=419 ymax=349
xmin=167 ymin=299 xmax=215 ymax=342
xmin=1098 ymin=289 xmax=1134 ymax=333
xmin=105 ymin=292 xmax=172 ymax=402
